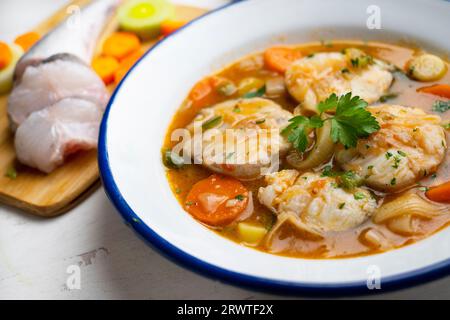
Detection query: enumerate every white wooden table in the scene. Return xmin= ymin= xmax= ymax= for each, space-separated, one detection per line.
xmin=0 ymin=0 xmax=449 ymax=299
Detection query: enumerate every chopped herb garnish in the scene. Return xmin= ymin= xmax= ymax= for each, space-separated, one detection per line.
xmin=163 ymin=150 xmax=185 ymax=169
xmin=321 ymin=166 xmax=363 ymax=190
xmin=390 ymin=177 xmax=397 ymax=186
xmin=226 ymin=152 xmax=235 ymax=160
xmin=385 ymin=151 xmax=393 ymax=159
xmin=397 ymin=150 xmax=407 ymax=157
xmin=367 ymin=165 xmax=374 ymax=170
xmin=202 ymin=115 xmax=222 ymax=130
xmin=235 ymin=194 xmax=245 ymax=201
xmin=418 ymin=186 xmax=429 ymax=192
xmin=185 ymin=201 xmax=195 ymax=206
xmin=350 ymin=55 xmax=373 ymax=68
xmin=321 ymin=165 xmax=333 ymax=177
xmin=442 ymin=123 xmax=450 ymax=130
xmin=307 ymin=53 xmax=315 ymax=58
xmin=379 ymin=93 xmax=398 ymax=103
xmin=255 ymin=119 xmax=266 ymax=124
xmin=338 ymin=202 xmax=346 ymax=209
xmin=341 ymin=68 xmax=350 ymax=74
xmin=392 ymin=155 xmax=401 ymax=169
xmin=242 ymin=85 xmax=265 ymax=99
xmin=354 ymin=192 xmax=365 ymax=200
xmin=175 ymin=188 xmax=182 ymax=194
xmin=339 ymin=171 xmax=364 ymax=190
xmin=283 ymin=92 xmax=380 ymax=152
xmin=431 ymin=173 xmax=437 ymax=179
xmin=5 ymin=167 xmax=17 ymax=179
xmin=432 ymin=100 xmax=450 ymax=113
xmin=233 ymin=106 xmax=241 ymax=113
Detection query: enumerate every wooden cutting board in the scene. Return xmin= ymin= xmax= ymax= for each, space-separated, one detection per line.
xmin=0 ymin=1 xmax=206 ymax=217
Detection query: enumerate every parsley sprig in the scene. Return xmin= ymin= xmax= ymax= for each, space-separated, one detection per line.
xmin=282 ymin=92 xmax=380 ymax=152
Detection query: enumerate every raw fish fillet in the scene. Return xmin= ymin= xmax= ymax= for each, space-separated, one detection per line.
xmin=7 ymin=0 xmax=119 ymax=173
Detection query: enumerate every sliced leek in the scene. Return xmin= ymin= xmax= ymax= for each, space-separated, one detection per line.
xmin=408 ymin=54 xmax=447 ymax=82
xmin=287 ymin=118 xmax=334 ymax=170
xmin=373 ymin=193 xmax=448 ymax=224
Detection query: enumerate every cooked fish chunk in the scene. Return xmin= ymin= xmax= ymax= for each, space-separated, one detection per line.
xmin=15 ymin=98 xmax=103 ymax=173
xmin=258 ymin=170 xmax=377 ymax=233
xmin=285 ymin=51 xmax=393 ymax=114
xmin=185 ymin=98 xmax=292 ymax=180
xmin=335 ymin=104 xmax=447 ymax=192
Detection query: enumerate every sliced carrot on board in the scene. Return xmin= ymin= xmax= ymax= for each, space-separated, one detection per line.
xmin=114 ymin=49 xmax=145 ymax=85
xmin=417 ymin=84 xmax=450 ymax=99
xmin=160 ymin=20 xmax=186 ymax=36
xmin=426 ymin=181 xmax=450 ymax=203
xmin=92 ymin=56 xmax=120 ymax=85
xmin=263 ymin=47 xmax=302 ymax=73
xmin=14 ymin=32 xmax=40 ymax=52
xmin=0 ymin=42 xmax=12 ymax=70
xmin=102 ymin=32 xmax=141 ymax=60
xmin=184 ymin=174 xmax=249 ymax=226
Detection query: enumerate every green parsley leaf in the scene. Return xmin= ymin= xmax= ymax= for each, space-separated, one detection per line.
xmin=281 ymin=116 xmax=323 ymax=153
xmin=286 ymin=92 xmax=380 ymax=151
xmin=317 ymin=93 xmax=339 ymax=113
xmin=235 ymin=194 xmax=245 ymax=201
xmin=318 ymin=92 xmax=380 ymax=148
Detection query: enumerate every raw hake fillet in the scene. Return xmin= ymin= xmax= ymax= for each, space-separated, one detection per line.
xmin=15 ymin=98 xmax=103 ymax=173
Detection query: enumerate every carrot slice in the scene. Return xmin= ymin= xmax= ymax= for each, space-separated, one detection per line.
xmin=102 ymin=32 xmax=141 ymax=60
xmin=160 ymin=20 xmax=186 ymax=36
xmin=426 ymin=181 xmax=450 ymax=203
xmin=0 ymin=42 xmax=12 ymax=70
xmin=188 ymin=78 xmax=219 ymax=108
xmin=184 ymin=174 xmax=249 ymax=226
xmin=417 ymin=84 xmax=450 ymax=99
xmin=114 ymin=49 xmax=145 ymax=85
xmin=263 ymin=47 xmax=302 ymax=73
xmin=14 ymin=32 xmax=40 ymax=52
xmin=92 ymin=56 xmax=120 ymax=85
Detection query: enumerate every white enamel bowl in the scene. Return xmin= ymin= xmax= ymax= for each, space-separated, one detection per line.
xmin=99 ymin=0 xmax=450 ymax=294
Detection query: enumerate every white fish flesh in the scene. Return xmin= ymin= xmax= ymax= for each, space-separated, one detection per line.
xmin=8 ymin=0 xmax=119 ymax=173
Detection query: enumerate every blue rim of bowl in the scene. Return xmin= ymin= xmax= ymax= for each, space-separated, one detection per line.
xmin=98 ymin=0 xmax=450 ymax=295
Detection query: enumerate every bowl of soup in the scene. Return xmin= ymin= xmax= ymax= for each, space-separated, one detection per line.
xmin=99 ymin=0 xmax=450 ymax=293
